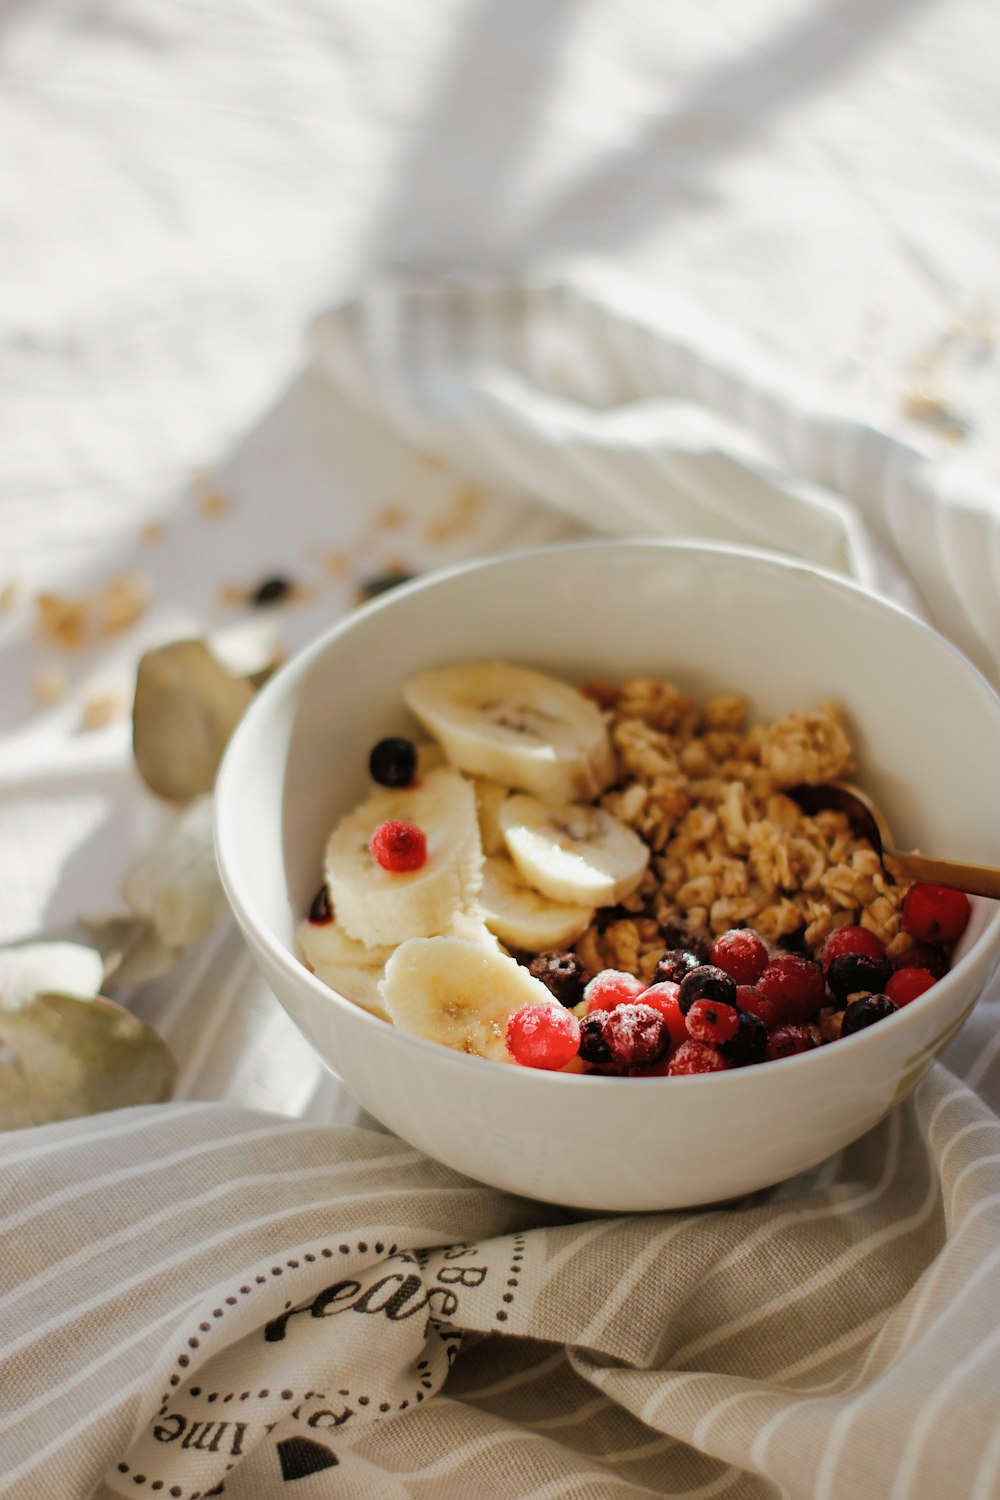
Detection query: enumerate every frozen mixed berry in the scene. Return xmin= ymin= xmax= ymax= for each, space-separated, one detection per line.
xmin=685 ymin=998 xmax=740 ymax=1045
xmin=666 ymin=1039 xmax=729 ymax=1076
xmin=659 ymin=923 xmax=712 ymax=964
xmin=368 ymin=736 xmax=418 ymax=788
xmin=651 ymin=949 xmax=703 ymax=986
xmin=892 ymin=943 xmax=949 ymax=980
xmin=578 ymin=1010 xmax=614 ymax=1067
xmin=825 ymin=953 xmax=893 ymax=1005
xmin=734 ymin=983 xmax=782 ymax=1031
xmin=677 ymin=964 xmax=738 ymax=1016
xmin=638 ymin=981 xmax=688 ymax=1049
xmin=528 ymin=950 xmax=590 ymax=1008
xmin=766 ymin=1025 xmax=817 ymax=1061
xmin=821 ymin=924 xmax=886 ymax=971
xmin=583 ymin=968 xmax=645 ymax=1014
xmin=602 ymin=1004 xmax=669 ymax=1071
xmin=307 ymin=885 xmax=333 ymax=924
xmin=840 ymin=993 xmax=897 ymax=1036
xmin=709 ymin=928 xmax=769 ymax=985
xmin=722 ymin=1009 xmax=769 ymax=1068
xmin=902 ymin=883 xmax=971 ymax=945
xmin=251 ymin=574 xmax=293 ymax=607
xmin=756 ymin=954 xmax=825 ymax=1024
xmin=506 ymin=1004 xmax=581 ymax=1070
xmin=885 ymin=967 xmax=937 ymax=1008
xmin=369 ymin=819 xmax=427 ymax=873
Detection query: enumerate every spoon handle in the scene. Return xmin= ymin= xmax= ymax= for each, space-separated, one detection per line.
xmin=889 ymin=850 xmax=1000 ymax=901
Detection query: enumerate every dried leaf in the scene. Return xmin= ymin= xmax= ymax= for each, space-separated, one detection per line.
xmin=0 ymin=993 xmax=177 ymax=1129
xmin=132 ymin=639 xmax=254 ymax=801
xmin=84 ymin=915 xmax=182 ymax=990
xmin=122 ymin=795 xmax=227 ymax=948
xmin=0 ymin=942 xmax=104 ymax=1013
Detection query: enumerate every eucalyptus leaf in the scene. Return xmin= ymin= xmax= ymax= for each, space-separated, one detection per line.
xmin=84 ymin=915 xmax=182 ymax=990
xmin=0 ymin=992 xmax=177 ymax=1129
xmin=0 ymin=942 xmax=104 ymax=1013
xmin=122 ymin=795 xmax=227 ymax=948
xmin=132 ymin=638 xmax=254 ymax=802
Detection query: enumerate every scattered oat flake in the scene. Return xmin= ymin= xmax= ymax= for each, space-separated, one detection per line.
xmin=219 ymin=583 xmax=248 ymax=607
xmin=376 ymin=506 xmax=407 ymax=530
xmin=198 ymin=490 xmax=233 ymax=519
xmin=324 ymin=551 xmax=351 ymax=579
xmin=33 ymin=664 xmax=69 ymax=705
xmin=97 ymin=573 xmax=151 ymax=634
xmin=79 ymin=691 xmax=127 ymax=732
xmin=425 ymin=517 xmax=465 ymax=545
xmin=454 ymin=485 xmax=483 ymax=515
xmin=36 ymin=594 xmax=89 ymax=649
xmin=902 ymin=389 xmax=971 ymax=440
xmin=139 ymin=521 xmax=166 ymax=545
xmin=0 ymin=580 xmax=19 ymax=611
xmin=419 ymin=450 xmax=448 ymax=470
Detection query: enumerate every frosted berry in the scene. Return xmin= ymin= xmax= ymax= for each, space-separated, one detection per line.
xmin=639 ymin=981 xmax=688 ymax=1049
xmin=307 ymin=885 xmax=333 ymax=924
xmin=677 ymin=964 xmax=738 ymax=1016
xmin=368 ymin=736 xmax=417 ymax=788
xmin=826 ymin=953 xmax=892 ymax=1005
xmin=902 ymin=883 xmax=971 ymax=945
xmin=583 ymin=968 xmax=645 ymax=1014
xmin=892 ymin=943 xmax=949 ymax=980
xmin=722 ymin=1009 xmax=768 ymax=1067
xmin=734 ymin=984 xmax=781 ymax=1031
xmin=821 ymin=924 xmax=886 ymax=971
xmin=578 ymin=1010 xmax=613 ymax=1066
xmin=666 ymin=1039 xmax=729 ymax=1076
xmin=885 ymin=967 xmax=937 ymax=1008
xmin=840 ymin=993 xmax=897 ymax=1035
xmin=685 ymin=998 xmax=740 ymax=1045
xmin=651 ymin=949 xmax=703 ymax=986
xmin=709 ymin=928 xmax=769 ymax=985
xmin=766 ymin=1025 xmax=817 ymax=1061
xmin=602 ymin=1003 xmax=669 ymax=1071
xmin=369 ymin=820 xmax=427 ymax=872
xmin=506 ymin=1004 xmax=581 ymax=1070
xmin=528 ymin=950 xmax=590 ymax=1008
xmin=757 ymin=954 xmax=825 ymax=1024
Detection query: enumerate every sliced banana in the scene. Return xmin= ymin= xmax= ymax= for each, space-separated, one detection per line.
xmin=379 ymin=934 xmax=559 ymax=1061
xmin=324 ymin=767 xmax=483 ymax=947
xmin=480 ymin=853 xmax=594 ymax=952
xmin=404 ymin=662 xmax=617 ymax=804
xmin=499 ymin=794 xmax=649 ymax=907
xmin=473 ymin=777 xmax=510 ymax=855
xmin=296 ymin=918 xmax=393 ymax=1021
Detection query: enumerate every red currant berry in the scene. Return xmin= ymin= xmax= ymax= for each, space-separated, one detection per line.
xmin=709 ymin=928 xmax=769 ymax=984
xmin=892 ymin=943 xmax=949 ymax=980
xmin=583 ymin=969 xmax=646 ymax=1014
xmin=666 ymin=1039 xmax=729 ymax=1076
xmin=821 ymin=924 xmax=886 ymax=971
xmin=369 ymin=820 xmax=428 ymax=872
xmin=685 ymin=998 xmax=740 ymax=1044
xmin=734 ymin=984 xmax=782 ymax=1031
xmin=757 ymin=954 xmax=825 ymax=1024
xmin=602 ymin=1003 xmax=669 ymax=1070
xmin=506 ymin=1005 xmax=581 ymax=1070
xmin=902 ymin=883 xmax=971 ymax=945
xmin=766 ymin=1025 xmax=817 ymax=1061
xmin=885 ymin=967 xmax=937 ymax=1008
xmin=639 ymin=981 xmax=687 ymax=1049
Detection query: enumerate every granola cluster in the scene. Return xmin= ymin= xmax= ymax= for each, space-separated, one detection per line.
xmin=576 ymin=679 xmax=914 ymax=984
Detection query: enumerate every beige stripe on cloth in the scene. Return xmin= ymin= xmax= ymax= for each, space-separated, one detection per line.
xmin=1 ymin=993 xmax=999 ymax=1499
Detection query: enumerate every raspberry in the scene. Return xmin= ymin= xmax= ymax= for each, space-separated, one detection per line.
xmin=902 ymin=883 xmax=971 ymax=945
xmin=602 ymin=1004 xmax=669 ymax=1070
xmin=722 ymin=1009 xmax=768 ymax=1067
xmin=756 ymin=954 xmax=825 ymax=1024
xmin=666 ymin=1039 xmax=729 ymax=1076
xmin=892 ymin=943 xmax=949 ymax=980
xmin=685 ymin=998 xmax=740 ymax=1044
xmin=766 ymin=1025 xmax=817 ymax=1061
xmin=307 ymin=885 xmax=333 ymax=924
xmin=677 ymin=964 xmax=738 ymax=1016
xmin=885 ymin=967 xmax=937 ymax=1008
xmin=369 ymin=820 xmax=427 ymax=872
xmin=840 ymin=993 xmax=897 ymax=1036
xmin=528 ymin=950 xmax=590 ymax=1007
xmin=651 ymin=949 xmax=703 ymax=986
xmin=709 ymin=928 xmax=769 ymax=984
xmin=821 ymin=924 xmax=886 ymax=971
xmin=506 ymin=1004 xmax=581 ymax=1069
xmin=368 ymin=736 xmax=418 ymax=788
xmin=639 ymin=981 xmax=688 ymax=1049
xmin=825 ymin=953 xmax=893 ymax=1005
xmin=583 ymin=969 xmax=645 ymax=1014
xmin=734 ymin=984 xmax=782 ymax=1031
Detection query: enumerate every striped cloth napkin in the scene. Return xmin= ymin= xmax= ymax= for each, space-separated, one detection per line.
xmin=4 ymin=271 xmax=1000 ymax=1500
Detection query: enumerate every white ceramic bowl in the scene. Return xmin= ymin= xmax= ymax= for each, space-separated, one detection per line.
xmin=215 ymin=540 xmax=1000 ymax=1212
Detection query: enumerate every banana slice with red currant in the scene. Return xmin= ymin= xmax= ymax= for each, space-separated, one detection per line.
xmin=403 ymin=662 xmax=617 ymax=804
xmin=324 ymin=767 xmax=483 ymax=947
xmin=498 ymin=793 xmax=649 ymax=907
xmin=379 ymin=933 xmax=559 ymax=1060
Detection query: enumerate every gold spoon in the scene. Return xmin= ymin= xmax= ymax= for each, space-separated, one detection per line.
xmin=787 ymin=781 xmax=1000 ymax=901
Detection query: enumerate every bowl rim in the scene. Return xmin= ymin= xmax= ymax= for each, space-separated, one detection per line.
xmin=215 ymin=536 xmax=1000 ymax=1088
